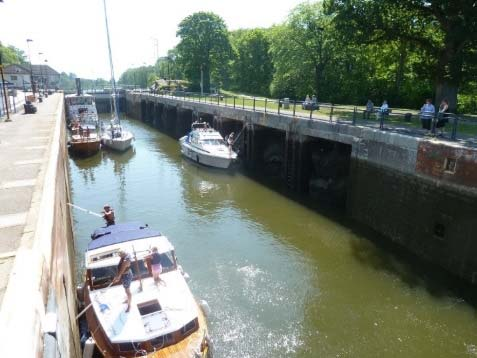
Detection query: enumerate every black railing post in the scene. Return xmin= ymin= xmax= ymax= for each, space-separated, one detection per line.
xmin=431 ymin=113 xmax=437 ymax=135
xmin=451 ymin=115 xmax=458 ymax=140
xmin=379 ymin=111 xmax=384 ymax=130
xmin=243 ymin=97 xmax=245 ymax=110
xmin=265 ymin=98 xmax=267 ymax=113
xmin=253 ymin=98 xmax=256 ymax=111
xmin=278 ymin=100 xmax=281 ymax=115
xmin=234 ymin=96 xmax=236 ymax=109
xmin=309 ymin=108 xmax=313 ymax=119
xmin=217 ymin=94 xmax=219 ymax=105
xmin=352 ymin=106 xmax=357 ymax=125
xmin=293 ymin=101 xmax=296 ymax=116
xmin=329 ymin=104 xmax=334 ymax=122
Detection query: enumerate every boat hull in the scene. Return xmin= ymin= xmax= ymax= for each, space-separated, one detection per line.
xmin=102 ymin=132 xmax=134 ymax=151
xmin=180 ymin=137 xmax=234 ymax=169
xmin=69 ymin=139 xmax=101 ymax=157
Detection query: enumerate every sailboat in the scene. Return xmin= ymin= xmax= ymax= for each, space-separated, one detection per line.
xmin=100 ymin=0 xmax=134 ymax=152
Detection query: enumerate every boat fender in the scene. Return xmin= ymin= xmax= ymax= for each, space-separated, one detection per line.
xmin=178 ymin=264 xmax=189 ymax=279
xmin=199 ymin=300 xmax=211 ymax=317
xmin=82 ymin=337 xmax=95 ymax=358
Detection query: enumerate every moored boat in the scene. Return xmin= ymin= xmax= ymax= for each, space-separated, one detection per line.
xmin=69 ymin=123 xmax=101 ymax=157
xmin=80 ymin=222 xmax=212 ymax=357
xmin=179 ymin=121 xmax=237 ymax=169
xmin=101 ymin=121 xmax=134 ymax=152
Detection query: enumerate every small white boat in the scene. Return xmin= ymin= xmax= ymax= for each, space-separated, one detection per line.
xmin=80 ymin=222 xmax=212 ymax=357
xmin=101 ymin=122 xmax=134 ymax=152
xmin=179 ymin=121 xmax=237 ymax=169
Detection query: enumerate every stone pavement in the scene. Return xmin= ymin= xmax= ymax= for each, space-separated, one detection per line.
xmin=0 ymin=93 xmax=61 ymax=307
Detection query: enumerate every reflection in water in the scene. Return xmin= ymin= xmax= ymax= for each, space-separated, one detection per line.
xmin=69 ymin=117 xmax=477 ymax=358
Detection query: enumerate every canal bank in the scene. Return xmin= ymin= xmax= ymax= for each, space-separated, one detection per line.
xmin=126 ymin=92 xmax=477 ymax=286
xmin=70 ymin=116 xmax=477 ymax=358
xmin=0 ymin=94 xmax=81 ymax=357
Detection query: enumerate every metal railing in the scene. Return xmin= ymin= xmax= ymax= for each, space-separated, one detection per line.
xmin=140 ymin=89 xmax=477 ymax=145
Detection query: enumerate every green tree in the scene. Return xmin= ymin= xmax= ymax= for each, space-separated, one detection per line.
xmin=325 ymin=0 xmax=477 ymax=112
xmin=229 ymin=29 xmax=273 ymax=96
xmin=176 ymin=12 xmax=231 ymax=92
xmin=0 ymin=43 xmax=27 ymax=65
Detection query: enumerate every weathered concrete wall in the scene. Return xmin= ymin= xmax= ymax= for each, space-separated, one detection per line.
xmin=126 ymin=93 xmax=477 ymax=283
xmin=0 ymin=97 xmax=81 ymax=357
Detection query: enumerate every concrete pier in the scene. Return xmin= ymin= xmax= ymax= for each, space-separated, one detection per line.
xmin=127 ymin=92 xmax=477 ymax=284
xmin=0 ymin=95 xmax=80 ymax=357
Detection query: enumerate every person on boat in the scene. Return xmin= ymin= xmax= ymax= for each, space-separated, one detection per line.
xmin=102 ymin=205 xmax=115 ymax=226
xmin=146 ymin=246 xmax=162 ymax=285
xmin=227 ymin=132 xmax=235 ymax=154
xmin=114 ymin=250 xmax=133 ymax=312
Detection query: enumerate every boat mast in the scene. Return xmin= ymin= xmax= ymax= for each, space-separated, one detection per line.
xmin=102 ymin=0 xmax=120 ymax=124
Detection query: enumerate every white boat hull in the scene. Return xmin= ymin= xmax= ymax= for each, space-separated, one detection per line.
xmin=180 ymin=137 xmax=235 ymax=169
xmin=101 ymin=130 xmax=134 ymax=151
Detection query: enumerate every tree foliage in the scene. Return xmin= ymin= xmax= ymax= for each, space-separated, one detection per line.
xmin=0 ymin=43 xmax=27 ymax=65
xmin=229 ymin=29 xmax=273 ymax=96
xmin=324 ymin=0 xmax=477 ymax=111
xmin=176 ymin=12 xmax=232 ymax=92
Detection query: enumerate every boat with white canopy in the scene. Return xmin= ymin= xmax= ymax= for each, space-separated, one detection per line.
xmin=80 ymin=222 xmax=212 ymax=357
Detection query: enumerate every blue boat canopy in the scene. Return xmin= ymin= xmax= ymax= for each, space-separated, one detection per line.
xmin=88 ymin=222 xmax=161 ymax=251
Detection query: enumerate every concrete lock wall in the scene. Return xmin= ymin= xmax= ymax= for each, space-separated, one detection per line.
xmin=0 ymin=97 xmax=81 ymax=357
xmin=126 ymin=92 xmax=477 ymax=284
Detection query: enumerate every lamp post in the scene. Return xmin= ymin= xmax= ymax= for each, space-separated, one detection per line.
xmin=44 ymin=59 xmax=48 ymax=95
xmin=38 ymin=52 xmax=44 ymax=96
xmin=26 ymin=39 xmax=35 ymax=96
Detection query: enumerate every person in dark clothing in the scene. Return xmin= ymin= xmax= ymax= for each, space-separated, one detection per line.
xmin=102 ymin=204 xmax=115 ymax=226
xmin=114 ymin=250 xmax=133 ymax=312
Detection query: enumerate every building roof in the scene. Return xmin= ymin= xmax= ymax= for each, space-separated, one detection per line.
xmin=88 ymin=222 xmax=162 ymax=251
xmin=3 ymin=64 xmax=60 ymax=76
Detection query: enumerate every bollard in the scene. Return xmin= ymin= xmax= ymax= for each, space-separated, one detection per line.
xmin=352 ymin=106 xmax=357 ymax=125
xmin=253 ymin=98 xmax=256 ymax=111
xmin=379 ymin=111 xmax=384 ymax=130
xmin=243 ymin=97 xmax=245 ymax=110
xmin=329 ymin=105 xmax=334 ymax=122
xmin=278 ymin=100 xmax=280 ymax=115
xmin=265 ymin=98 xmax=267 ymax=113
xmin=309 ymin=108 xmax=313 ymax=119
xmin=234 ymin=96 xmax=236 ymax=109
xmin=293 ymin=100 xmax=296 ymax=117
xmin=431 ymin=114 xmax=437 ymax=135
xmin=451 ymin=116 xmax=458 ymax=140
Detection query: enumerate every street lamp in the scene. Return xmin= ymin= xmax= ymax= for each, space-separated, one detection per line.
xmin=26 ymin=39 xmax=35 ymax=96
xmin=38 ymin=52 xmax=44 ymax=95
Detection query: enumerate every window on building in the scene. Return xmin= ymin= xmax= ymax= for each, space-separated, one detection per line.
xmin=11 ymin=75 xmax=17 ymax=81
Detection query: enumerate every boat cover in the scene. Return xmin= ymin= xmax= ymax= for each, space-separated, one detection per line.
xmin=88 ymin=222 xmax=161 ymax=251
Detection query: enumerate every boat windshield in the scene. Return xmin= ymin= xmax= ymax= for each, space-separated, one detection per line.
xmin=67 ymin=97 xmax=93 ymax=106
xmin=200 ymin=139 xmax=226 ymax=146
xmin=89 ymin=251 xmax=176 ymax=287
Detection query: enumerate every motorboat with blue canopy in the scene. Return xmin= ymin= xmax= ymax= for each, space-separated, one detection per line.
xmin=80 ymin=221 xmax=212 ymax=357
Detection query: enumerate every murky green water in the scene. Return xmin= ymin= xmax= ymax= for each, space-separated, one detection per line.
xmin=69 ymin=117 xmax=477 ymax=357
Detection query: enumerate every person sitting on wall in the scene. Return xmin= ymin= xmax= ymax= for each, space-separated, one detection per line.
xmin=436 ymin=98 xmax=449 ymax=136
xmin=420 ymin=98 xmax=436 ymax=133
xmin=102 ymin=204 xmax=115 ymax=226
xmin=365 ymin=99 xmax=374 ymax=120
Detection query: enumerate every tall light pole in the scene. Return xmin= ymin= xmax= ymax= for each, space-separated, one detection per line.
xmin=38 ymin=52 xmax=44 ymax=95
xmin=44 ymin=59 xmax=48 ymax=95
xmin=26 ymin=39 xmax=35 ymax=96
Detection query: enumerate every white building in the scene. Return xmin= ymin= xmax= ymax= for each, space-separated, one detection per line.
xmin=3 ymin=64 xmax=60 ymax=90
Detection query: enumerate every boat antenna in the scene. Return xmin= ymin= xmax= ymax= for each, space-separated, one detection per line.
xmin=102 ymin=0 xmax=120 ymax=124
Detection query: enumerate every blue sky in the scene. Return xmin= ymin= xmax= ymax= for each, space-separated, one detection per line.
xmin=0 ymin=0 xmax=304 ymax=79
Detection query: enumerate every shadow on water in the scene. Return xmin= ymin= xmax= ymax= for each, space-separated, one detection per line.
xmin=243 ymin=168 xmax=477 ymax=309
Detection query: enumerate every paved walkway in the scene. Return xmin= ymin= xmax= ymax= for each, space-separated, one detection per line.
xmin=0 ymin=93 xmax=61 ymax=307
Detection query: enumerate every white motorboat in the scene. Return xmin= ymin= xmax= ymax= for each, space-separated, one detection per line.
xmin=179 ymin=121 xmax=237 ymax=169
xmin=101 ymin=122 xmax=134 ymax=152
xmin=80 ymin=222 xmax=212 ymax=357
